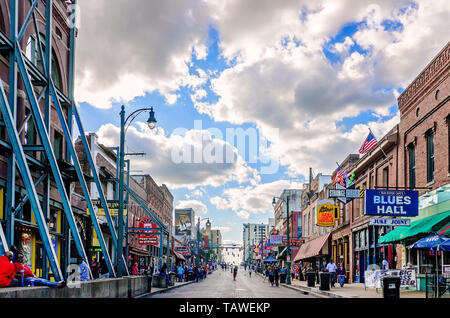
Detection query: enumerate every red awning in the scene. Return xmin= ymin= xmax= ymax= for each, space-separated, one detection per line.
xmin=294 ymin=233 xmax=330 ymax=262
xmin=174 ymin=251 xmax=186 ymax=261
xmin=129 ymin=247 xmax=151 ymax=257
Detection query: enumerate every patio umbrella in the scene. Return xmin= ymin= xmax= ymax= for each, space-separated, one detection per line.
xmin=437 ymin=238 xmax=450 ymax=251
xmin=407 ymin=234 xmax=449 ymax=249
xmin=263 ymin=255 xmax=278 ymax=263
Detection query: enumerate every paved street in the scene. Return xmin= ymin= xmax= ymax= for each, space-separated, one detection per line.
xmin=148 ymin=269 xmax=316 ymax=298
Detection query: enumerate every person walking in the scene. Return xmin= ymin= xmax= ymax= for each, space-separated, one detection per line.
xmin=233 ymin=265 xmax=238 ymax=281
xmin=78 ymin=257 xmax=90 ymax=281
xmin=268 ymin=266 xmax=275 ymax=286
xmin=274 ymin=266 xmax=280 ymax=287
xmin=326 ymin=259 xmax=337 ymax=288
xmin=337 ymin=263 xmax=346 ymax=288
xmin=248 ymin=266 xmax=252 ymax=278
xmin=131 ymin=263 xmax=139 ymax=275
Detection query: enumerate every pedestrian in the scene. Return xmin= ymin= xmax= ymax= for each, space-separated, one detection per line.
xmin=99 ymin=256 xmax=109 ymax=278
xmin=233 ymin=265 xmax=238 ymax=281
xmin=78 ymin=257 xmax=90 ymax=281
xmin=337 ymin=263 xmax=346 ymax=288
xmin=268 ymin=266 xmax=275 ymax=286
xmin=291 ymin=267 xmax=295 ymax=281
xmin=382 ymin=258 xmax=389 ymax=270
xmin=274 ymin=266 xmax=279 ymax=287
xmin=92 ymin=258 xmax=100 ymax=279
xmin=0 ymin=251 xmax=19 ymax=287
xmin=132 ymin=263 xmax=139 ymax=275
xmin=248 ymin=266 xmax=252 ymax=278
xmin=264 ymin=266 xmax=269 ymax=282
xmin=177 ymin=265 xmax=184 ymax=282
xmin=326 ymin=259 xmax=337 ymax=288
xmin=160 ymin=263 xmax=170 ymax=285
xmin=14 ymin=252 xmax=65 ymax=288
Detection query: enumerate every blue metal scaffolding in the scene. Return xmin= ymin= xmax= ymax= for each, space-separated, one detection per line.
xmin=0 ymin=0 xmax=127 ymax=279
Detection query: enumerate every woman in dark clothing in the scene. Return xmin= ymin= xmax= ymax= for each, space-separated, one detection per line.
xmin=274 ymin=266 xmax=280 ymax=287
xmin=268 ymin=266 xmax=275 ymax=286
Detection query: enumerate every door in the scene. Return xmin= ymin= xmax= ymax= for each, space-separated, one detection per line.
xmin=360 ymin=251 xmax=365 ymax=283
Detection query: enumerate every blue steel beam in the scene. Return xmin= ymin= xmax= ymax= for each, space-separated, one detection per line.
xmin=5 ymin=0 xmax=18 ymax=249
xmin=0 ymin=78 xmax=63 ymax=281
xmin=17 ymin=0 xmax=39 ymax=42
xmin=47 ymin=79 xmax=116 ymax=277
xmin=123 ymin=183 xmax=168 ymax=233
xmin=15 ymin=46 xmax=92 ymax=278
xmin=72 ymin=105 xmax=128 ymax=275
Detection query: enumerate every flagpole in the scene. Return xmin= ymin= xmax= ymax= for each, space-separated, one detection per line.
xmin=369 ymin=128 xmax=388 ymax=160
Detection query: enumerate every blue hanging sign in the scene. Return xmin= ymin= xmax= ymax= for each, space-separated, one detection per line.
xmin=364 ymin=190 xmax=419 ymax=216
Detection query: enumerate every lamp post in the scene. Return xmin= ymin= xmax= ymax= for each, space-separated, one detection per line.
xmin=272 ymin=195 xmax=291 ymax=285
xmin=117 ymin=105 xmax=157 ymax=277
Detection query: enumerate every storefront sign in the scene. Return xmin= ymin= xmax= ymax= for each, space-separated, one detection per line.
xmin=137 ymin=217 xmax=159 ymax=246
xmin=364 ymin=269 xmax=416 ymax=288
xmin=316 ymin=199 xmax=339 ymax=227
xmin=270 ymin=235 xmax=287 ymax=245
xmin=365 ymin=190 xmax=419 ymax=216
xmin=175 ymin=209 xmax=194 ymax=236
xmin=87 ymin=200 xmax=127 ymax=216
xmin=443 ymin=265 xmax=450 ymax=274
xmin=369 ymin=218 xmax=411 ymax=227
xmin=329 ymin=189 xmax=361 ymax=199
xmin=335 ymin=183 xmax=358 ymax=204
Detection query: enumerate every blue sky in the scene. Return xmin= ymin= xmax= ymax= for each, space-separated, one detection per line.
xmin=75 ymin=0 xmax=450 ymax=245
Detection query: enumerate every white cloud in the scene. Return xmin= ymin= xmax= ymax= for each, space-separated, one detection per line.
xmin=211 ymin=180 xmax=304 ymax=217
xmin=95 ymin=123 xmax=258 ymax=189
xmin=176 ymin=200 xmax=208 ymax=215
xmin=212 ymin=226 xmax=232 ymax=233
xmin=76 ymin=0 xmax=211 ymax=108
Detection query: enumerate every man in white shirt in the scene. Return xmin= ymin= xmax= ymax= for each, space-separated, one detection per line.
xmin=382 ymin=259 xmax=389 ymax=270
xmin=326 ymin=260 xmax=337 ymax=287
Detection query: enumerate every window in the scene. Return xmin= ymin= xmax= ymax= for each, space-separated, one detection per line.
xmin=408 ymin=144 xmax=416 ymax=189
xmin=426 ymin=130 xmax=434 ymax=183
xmin=26 ymin=34 xmax=62 ymax=90
xmin=53 ymin=130 xmax=63 ymax=161
xmin=382 ymin=167 xmax=389 ymax=188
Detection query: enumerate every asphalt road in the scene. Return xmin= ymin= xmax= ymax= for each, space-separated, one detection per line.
xmin=148 ymin=268 xmax=316 ymax=298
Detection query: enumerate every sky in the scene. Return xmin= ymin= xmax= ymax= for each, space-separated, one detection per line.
xmin=74 ymin=0 xmax=450 ymax=245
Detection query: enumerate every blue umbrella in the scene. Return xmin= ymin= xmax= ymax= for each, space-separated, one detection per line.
xmin=263 ymin=255 xmax=278 ymax=263
xmin=407 ymin=234 xmax=449 ymax=249
xmin=437 ymin=238 xmax=450 ymax=251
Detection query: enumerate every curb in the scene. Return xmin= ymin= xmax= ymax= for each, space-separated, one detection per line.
xmin=254 ymin=271 xmax=354 ymax=298
xmin=135 ymin=281 xmax=195 ymax=298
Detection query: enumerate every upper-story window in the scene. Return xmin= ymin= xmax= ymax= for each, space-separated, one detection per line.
xmin=382 ymin=167 xmax=389 ymax=188
xmin=426 ymin=129 xmax=435 ymax=183
xmin=408 ymin=143 xmax=416 ymax=189
xmin=26 ymin=34 xmax=62 ymax=90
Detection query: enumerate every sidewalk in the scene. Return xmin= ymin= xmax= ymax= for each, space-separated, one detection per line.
xmin=255 ymin=272 xmax=436 ymax=298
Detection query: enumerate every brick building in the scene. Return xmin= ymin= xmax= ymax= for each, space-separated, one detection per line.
xmin=0 ymin=0 xmax=82 ymax=278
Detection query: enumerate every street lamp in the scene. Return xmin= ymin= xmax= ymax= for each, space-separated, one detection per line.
xmin=272 ymin=195 xmax=291 ymax=285
xmin=117 ymin=105 xmax=157 ymax=277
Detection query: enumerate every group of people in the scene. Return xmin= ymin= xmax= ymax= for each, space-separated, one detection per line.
xmin=0 ymin=250 xmax=65 ymax=288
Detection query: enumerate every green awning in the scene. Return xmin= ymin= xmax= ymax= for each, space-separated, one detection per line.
xmin=379 ymin=210 xmax=450 ymax=244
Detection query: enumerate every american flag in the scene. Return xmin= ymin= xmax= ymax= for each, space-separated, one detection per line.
xmin=333 ymin=166 xmax=344 ymax=183
xmin=359 ymin=131 xmax=378 ymax=154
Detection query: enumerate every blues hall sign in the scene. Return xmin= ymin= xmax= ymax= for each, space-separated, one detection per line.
xmin=364 ymin=190 xmax=419 ymax=217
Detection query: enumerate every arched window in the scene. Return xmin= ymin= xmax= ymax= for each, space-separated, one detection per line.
xmin=25 ymin=34 xmax=62 ymax=90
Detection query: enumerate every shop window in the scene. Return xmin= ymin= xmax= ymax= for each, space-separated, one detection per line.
xmin=24 ymin=114 xmax=37 ymax=157
xmin=426 ymin=129 xmax=434 ymax=183
xmin=408 ymin=144 xmax=416 ymax=189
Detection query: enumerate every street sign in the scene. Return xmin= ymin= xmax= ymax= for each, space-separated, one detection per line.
xmin=369 ymin=218 xmax=411 ymax=227
xmin=365 ymin=190 xmax=419 ymax=216
xmin=334 ymin=183 xmax=358 ymax=204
